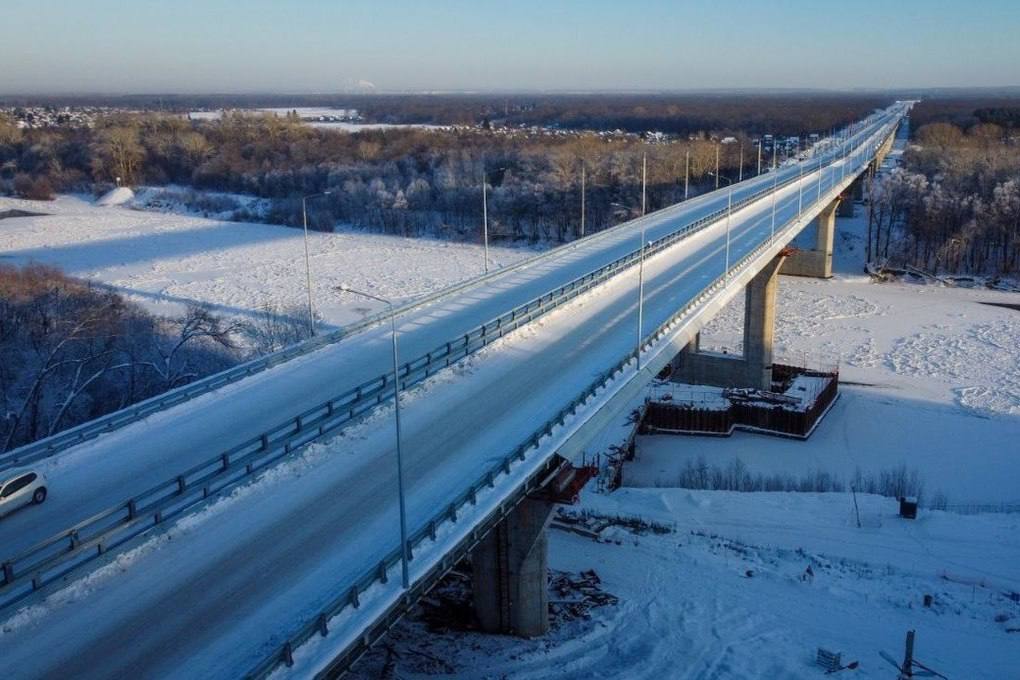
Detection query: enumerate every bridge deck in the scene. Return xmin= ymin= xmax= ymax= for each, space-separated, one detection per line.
xmin=0 ymin=106 xmax=906 ymax=679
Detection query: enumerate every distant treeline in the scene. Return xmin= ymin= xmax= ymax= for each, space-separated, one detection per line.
xmin=1 ymin=98 xmax=875 ymax=242
xmin=1 ymin=92 xmax=889 ymax=136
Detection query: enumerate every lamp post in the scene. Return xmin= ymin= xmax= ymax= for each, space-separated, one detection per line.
xmin=738 ymin=142 xmax=744 ymax=182
xmin=756 ymin=139 xmax=762 ymax=176
xmin=580 ymin=162 xmax=586 ymax=238
xmin=482 ymin=172 xmax=489 ymax=274
xmin=684 ymin=150 xmax=690 ymax=201
xmin=336 ymin=285 xmax=410 ymax=590
xmin=711 ymin=172 xmax=734 ymax=277
xmin=636 ymin=218 xmax=646 ymax=371
xmin=715 ymin=144 xmax=720 ymax=189
xmin=301 ymin=190 xmax=332 ymax=336
xmin=642 ymin=153 xmax=647 ymax=216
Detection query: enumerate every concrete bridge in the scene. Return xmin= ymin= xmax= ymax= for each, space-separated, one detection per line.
xmin=0 ymin=103 xmax=908 ymax=679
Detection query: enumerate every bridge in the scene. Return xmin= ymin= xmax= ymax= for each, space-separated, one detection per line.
xmin=0 ymin=103 xmax=907 ymax=679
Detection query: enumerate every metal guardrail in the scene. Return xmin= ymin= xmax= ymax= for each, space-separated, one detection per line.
xmin=0 ymin=150 xmax=848 ymax=611
xmin=0 ymin=175 xmax=722 ymax=473
xmin=0 ymin=112 xmax=892 ymax=473
xmin=244 ymin=118 xmax=904 ymax=679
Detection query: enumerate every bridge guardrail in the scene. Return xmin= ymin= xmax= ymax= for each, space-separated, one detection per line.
xmin=0 ymin=143 xmax=779 ymax=473
xmin=243 ymin=117 xmax=903 ymax=679
xmin=0 ymin=111 xmax=894 ymax=473
xmin=0 ymin=151 xmax=846 ymax=611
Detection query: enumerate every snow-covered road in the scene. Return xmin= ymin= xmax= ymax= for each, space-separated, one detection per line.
xmin=0 ymin=108 xmax=906 ymax=678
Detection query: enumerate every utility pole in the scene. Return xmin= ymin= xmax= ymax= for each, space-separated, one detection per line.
xmin=684 ymin=150 xmax=690 ymax=200
xmin=580 ymin=162 xmax=586 ymax=238
xmin=482 ymin=171 xmax=489 ymax=273
xmin=725 ymin=187 xmax=732 ymax=276
xmin=715 ymin=144 xmax=720 ymax=189
xmin=642 ymin=152 xmax=647 ymax=215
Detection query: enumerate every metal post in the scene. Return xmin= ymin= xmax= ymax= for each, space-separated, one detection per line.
xmin=337 ymin=286 xmax=410 ymax=590
xmin=725 ymin=187 xmax=732 ymax=276
xmin=738 ymin=143 xmax=743 ymax=182
xmin=300 ymin=191 xmax=332 ymax=336
xmin=715 ymin=145 xmax=720 ymax=189
xmin=770 ymin=172 xmax=777 ymax=242
xmin=482 ymin=171 xmax=489 ymax=274
xmin=756 ymin=140 xmax=762 ymax=176
xmin=580 ymin=163 xmax=586 ymax=237
xmin=388 ymin=303 xmax=409 ymax=589
xmin=772 ymin=137 xmax=777 ymax=171
xmin=798 ymin=163 xmax=803 ymax=216
xmin=684 ymin=150 xmax=690 ymax=200
xmin=642 ymin=152 xmax=647 ymax=215
xmin=301 ymin=197 xmax=315 ymax=337
xmin=636 ymin=222 xmax=646 ymax=371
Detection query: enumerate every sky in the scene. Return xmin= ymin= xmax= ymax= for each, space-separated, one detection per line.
xmin=2 ymin=0 xmax=1019 ymax=94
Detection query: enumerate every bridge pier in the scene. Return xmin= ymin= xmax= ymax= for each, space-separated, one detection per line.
xmin=672 ymin=253 xmax=786 ymax=391
xmin=471 ymin=497 xmax=556 ymax=637
xmin=781 ymin=196 xmax=840 ymax=279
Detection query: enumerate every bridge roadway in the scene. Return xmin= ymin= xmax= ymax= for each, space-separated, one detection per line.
xmin=0 ymin=106 xmax=905 ymax=678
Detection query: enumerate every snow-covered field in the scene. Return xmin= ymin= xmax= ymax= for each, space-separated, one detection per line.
xmin=625 ymin=209 xmax=1020 ymax=506
xmin=358 ymin=489 xmax=1020 ymax=679
xmin=0 ymin=193 xmax=533 ymax=328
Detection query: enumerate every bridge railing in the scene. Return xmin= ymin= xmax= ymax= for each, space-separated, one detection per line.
xmin=0 ymin=151 xmax=849 ymax=611
xmin=243 ymin=118 xmax=903 ymax=679
xmin=0 ymin=112 xmax=896 ymax=474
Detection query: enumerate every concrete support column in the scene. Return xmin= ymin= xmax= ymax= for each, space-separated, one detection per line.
xmin=742 ymin=254 xmax=784 ymax=391
xmin=672 ymin=254 xmax=786 ymax=391
xmin=781 ymin=196 xmax=839 ymax=279
xmin=472 ymin=497 xmax=555 ymax=637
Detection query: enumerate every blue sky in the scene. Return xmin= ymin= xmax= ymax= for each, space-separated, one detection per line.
xmin=2 ymin=0 xmax=1018 ymax=93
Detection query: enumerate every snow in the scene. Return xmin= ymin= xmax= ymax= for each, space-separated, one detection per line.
xmin=357 ymin=489 xmax=1020 ymax=679
xmin=0 ymin=193 xmax=533 ymax=326
xmin=94 ymin=186 xmax=135 ymax=206
xmin=626 ymin=122 xmax=1020 ymax=507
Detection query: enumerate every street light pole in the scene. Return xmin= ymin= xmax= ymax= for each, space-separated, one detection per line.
xmin=580 ymin=162 xmax=586 ymax=237
xmin=725 ymin=187 xmax=732 ymax=276
xmin=770 ymin=170 xmax=777 ymax=242
xmin=684 ymin=150 xmax=690 ymax=201
xmin=642 ymin=152 xmax=647 ymax=215
xmin=336 ymin=285 xmax=410 ymax=590
xmin=715 ymin=144 xmax=720 ymax=189
xmin=738 ymin=143 xmax=743 ymax=182
xmin=482 ymin=170 xmax=489 ymax=274
xmin=636 ymin=220 xmax=646 ymax=372
xmin=757 ymin=139 xmax=762 ymax=176
xmin=301 ymin=190 xmax=332 ymax=337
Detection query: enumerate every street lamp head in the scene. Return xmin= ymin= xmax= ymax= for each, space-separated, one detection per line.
xmin=337 ymin=283 xmax=350 ymax=293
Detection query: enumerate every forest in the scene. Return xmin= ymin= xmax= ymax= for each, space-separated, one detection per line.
xmin=866 ymin=97 xmax=1020 ymax=277
xmin=1 ymin=94 xmax=886 ymax=243
xmin=0 ymin=264 xmax=312 ymax=452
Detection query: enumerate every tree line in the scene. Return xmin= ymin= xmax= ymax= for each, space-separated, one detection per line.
xmin=0 ymin=263 xmax=311 ymax=452
xmin=2 ymin=95 xmax=886 ymax=244
xmin=866 ymin=102 xmax=1020 ymax=277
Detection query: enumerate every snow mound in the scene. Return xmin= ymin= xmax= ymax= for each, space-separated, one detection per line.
xmin=95 ymin=187 xmax=135 ymax=206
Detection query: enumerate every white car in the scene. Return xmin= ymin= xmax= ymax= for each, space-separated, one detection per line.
xmin=0 ymin=469 xmax=47 ymax=518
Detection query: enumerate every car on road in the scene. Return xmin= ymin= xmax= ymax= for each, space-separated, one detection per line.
xmin=0 ymin=469 xmax=47 ymax=518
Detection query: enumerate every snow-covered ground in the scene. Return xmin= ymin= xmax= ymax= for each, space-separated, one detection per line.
xmin=627 ymin=126 xmax=1020 ymax=507
xmin=358 ymin=490 xmax=1020 ymax=679
xmin=0 ymin=193 xmax=532 ymax=328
